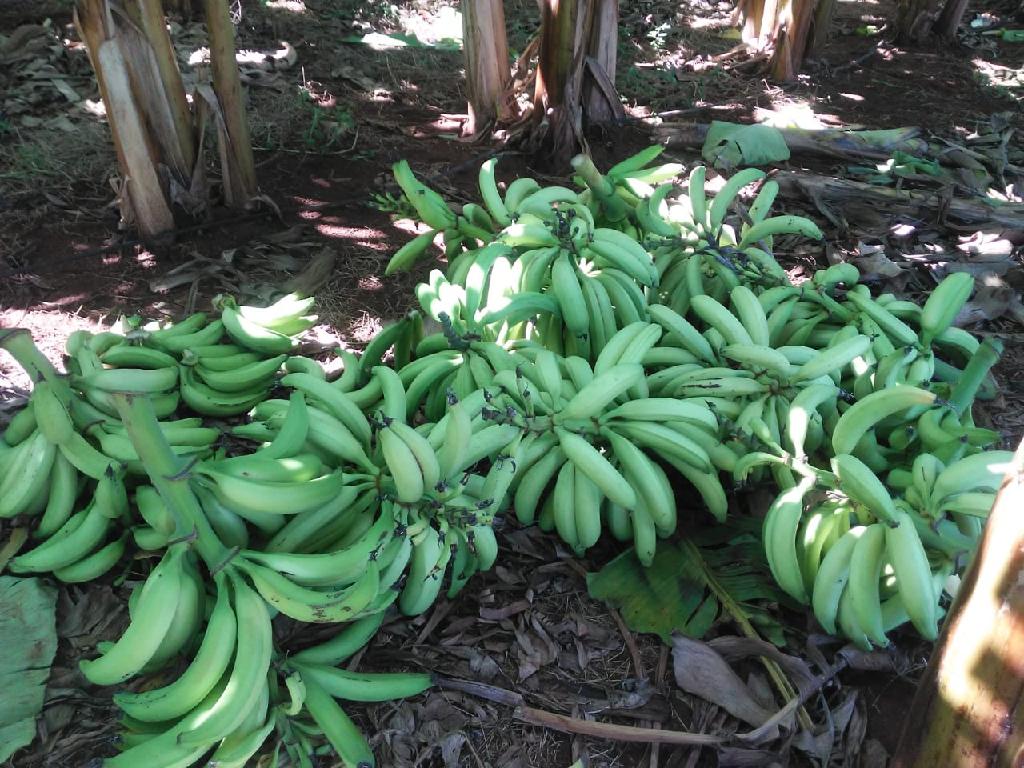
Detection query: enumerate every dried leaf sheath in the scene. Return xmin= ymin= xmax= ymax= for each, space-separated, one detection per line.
xmin=206 ymin=0 xmax=258 ymax=207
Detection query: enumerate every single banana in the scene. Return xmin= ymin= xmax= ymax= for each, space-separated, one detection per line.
xmin=737 ymin=215 xmax=823 ymax=249
xmin=831 ymin=385 xmax=937 ymax=455
xmin=479 ymin=157 xmax=511 ymax=227
xmin=920 ymin=272 xmax=973 ymax=345
xmin=709 ymin=168 xmax=766 ymax=233
xmin=811 ymin=526 xmax=865 ymax=634
xmin=847 ymin=523 xmax=889 ymax=647
xmin=301 ymin=674 xmax=376 ymax=768
xmin=689 ymin=294 xmax=754 ymax=346
xmin=729 ymin=285 xmax=770 ymax=347
xmin=885 ymin=508 xmax=939 ymax=640
xmin=555 ymin=427 xmax=637 ymax=510
xmin=393 ymin=159 xmax=457 ymax=230
xmin=292 ymin=661 xmax=432 ymax=702
xmin=831 ymin=454 xmax=898 ymax=523
xmin=764 ymin=478 xmax=816 ymax=604
xmin=79 ymin=546 xmax=187 ymax=685
xmin=115 ymin=573 xmax=237 ymax=722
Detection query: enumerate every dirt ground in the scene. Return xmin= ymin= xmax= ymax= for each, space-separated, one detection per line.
xmin=2 ymin=0 xmax=1024 ymax=765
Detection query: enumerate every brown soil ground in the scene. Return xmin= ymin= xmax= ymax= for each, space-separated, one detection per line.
xmin=2 ymin=0 xmax=1023 ymax=765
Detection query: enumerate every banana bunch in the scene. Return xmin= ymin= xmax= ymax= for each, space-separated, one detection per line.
xmin=764 ymin=447 xmax=1012 ymax=649
xmin=227 ymin=368 xmax=509 ymax=614
xmin=645 ymin=167 xmax=821 ymax=315
xmin=797 ymin=495 xmax=954 ymax=651
xmin=65 ymin=292 xmax=316 ymax=419
xmin=386 ymin=157 xmax=560 ymax=274
xmin=0 ymin=340 xmax=139 ymax=581
xmin=1 ymin=323 xmax=462 ymax=768
xmin=84 ymin=389 xmax=447 ymax=767
xmin=66 ymin=331 xmax=183 ymax=419
xmin=570 ymin=147 xmax=682 ymax=232
xmin=443 ymin=328 xmax=728 ymax=565
xmin=895 ymin=449 xmax=1014 ymax=524
xmin=98 ymin=563 xmax=278 ymax=767
xmin=1 ymin=376 xmax=83 ymax=521
xmin=388 ymin=157 xmax=660 ymax=364
xmin=197 ymin=613 xmax=429 ymax=768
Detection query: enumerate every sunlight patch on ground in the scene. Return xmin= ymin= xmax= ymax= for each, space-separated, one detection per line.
xmin=397 ymin=2 xmax=463 ymax=46
xmin=264 ymin=0 xmax=306 ymax=12
xmin=350 ymin=3 xmax=463 ymax=51
xmin=688 ymin=15 xmax=734 ymax=30
xmin=358 ymin=275 xmax=385 ymax=292
xmin=392 ymin=219 xmax=426 ymax=236
xmin=347 ymin=310 xmax=384 ymax=345
xmin=82 ymin=99 xmax=106 ymax=118
xmin=293 ymin=195 xmax=328 ymax=215
xmin=757 ymin=98 xmax=826 ymax=129
xmin=972 ymin=57 xmax=1024 ymax=95
xmin=315 ymin=224 xmax=388 ymax=248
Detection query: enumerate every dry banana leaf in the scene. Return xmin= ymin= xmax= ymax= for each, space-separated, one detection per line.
xmin=0 ymin=576 xmax=58 ymax=761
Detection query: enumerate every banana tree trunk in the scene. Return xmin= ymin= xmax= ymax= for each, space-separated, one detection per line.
xmin=894 ymin=0 xmax=944 ymax=42
xmin=530 ymin=0 xmax=621 ymax=166
xmin=581 ymin=0 xmax=618 ymax=123
xmin=810 ymin=0 xmax=836 ymax=53
xmin=768 ymin=0 xmax=815 ymax=81
xmin=891 ymin=442 xmax=1024 ymax=767
xmin=75 ymin=0 xmax=176 ymax=239
xmin=736 ymin=0 xmax=818 ymax=80
xmin=737 ymin=0 xmax=767 ymax=48
xmin=935 ymin=0 xmax=970 ymax=38
xmin=462 ymin=0 xmax=514 ymax=135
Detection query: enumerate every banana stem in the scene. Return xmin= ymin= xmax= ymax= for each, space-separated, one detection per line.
xmin=571 ymin=154 xmax=628 ymax=222
xmin=948 ymin=337 xmax=1002 ymax=417
xmin=109 ymin=392 xmax=229 ymax=568
xmin=681 ymin=539 xmax=815 ymax=731
xmin=801 ymin=287 xmax=853 ymax=322
xmin=0 ymin=328 xmax=61 ymax=384
xmin=458 ymin=219 xmax=495 ymax=244
xmin=571 ymin=154 xmax=613 ymax=197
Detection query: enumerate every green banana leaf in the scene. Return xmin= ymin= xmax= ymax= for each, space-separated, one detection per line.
xmin=0 ymin=576 xmax=57 ymax=761
xmin=701 ymin=122 xmax=790 ymax=170
xmin=587 ymin=521 xmax=786 ymax=645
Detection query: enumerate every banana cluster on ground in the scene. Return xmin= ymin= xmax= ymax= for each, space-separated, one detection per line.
xmin=0 ymin=148 xmax=1011 ymax=765
xmin=0 ymin=288 xmax=513 ymax=766
xmin=383 ymin=149 xmax=1007 ymax=651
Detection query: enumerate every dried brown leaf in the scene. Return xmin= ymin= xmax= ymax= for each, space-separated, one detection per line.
xmin=957 ymin=272 xmax=1018 ymax=323
xmin=671 ymin=635 xmax=774 ymax=728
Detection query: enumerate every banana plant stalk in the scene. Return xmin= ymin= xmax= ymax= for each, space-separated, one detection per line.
xmin=948 ymin=338 xmax=1002 ymax=417
xmin=110 ymin=392 xmax=229 ymax=568
xmin=205 ymin=0 xmax=258 ymax=207
xmin=891 ymin=441 xmax=1024 ymax=767
xmin=0 ymin=328 xmax=61 ymax=384
xmin=571 ymin=155 xmax=628 ymax=222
